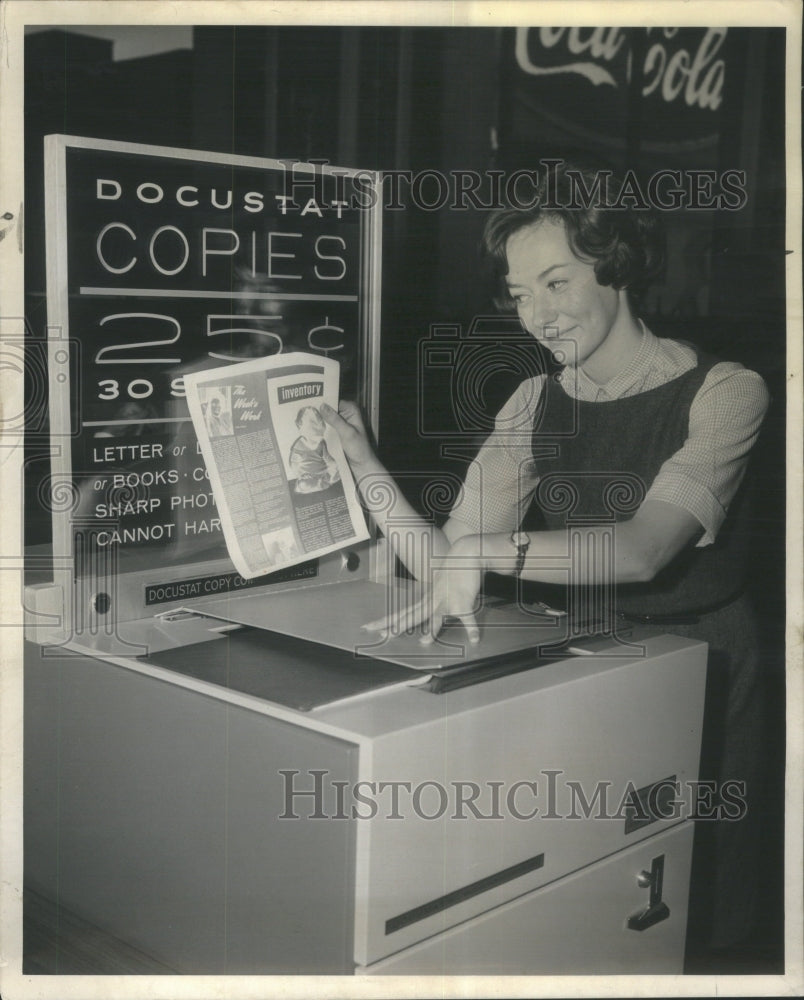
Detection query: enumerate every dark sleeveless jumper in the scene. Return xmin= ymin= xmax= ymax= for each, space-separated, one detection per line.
xmin=529 ymin=354 xmax=749 ymax=617
xmin=527 ymin=352 xmax=762 ymax=946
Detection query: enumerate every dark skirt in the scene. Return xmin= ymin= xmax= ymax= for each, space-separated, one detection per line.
xmin=638 ymin=593 xmax=766 ymax=950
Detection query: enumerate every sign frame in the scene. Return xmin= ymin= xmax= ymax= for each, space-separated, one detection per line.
xmin=40 ymin=133 xmax=383 ymax=636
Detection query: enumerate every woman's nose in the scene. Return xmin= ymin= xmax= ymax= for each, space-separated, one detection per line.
xmin=529 ymin=297 xmax=558 ymax=332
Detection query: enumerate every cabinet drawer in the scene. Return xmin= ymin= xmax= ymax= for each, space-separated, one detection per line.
xmin=358 ymin=822 xmax=693 ymax=975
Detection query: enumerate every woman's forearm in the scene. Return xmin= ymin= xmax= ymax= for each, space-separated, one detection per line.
xmin=452 ymin=500 xmax=703 ymax=587
xmin=320 ymin=400 xmax=451 ymax=578
xmin=352 ymin=459 xmax=452 ymax=578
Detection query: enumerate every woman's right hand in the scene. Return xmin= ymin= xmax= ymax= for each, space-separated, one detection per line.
xmin=323 ymin=400 xmax=452 ymax=582
xmin=320 ymin=401 xmax=378 ymax=470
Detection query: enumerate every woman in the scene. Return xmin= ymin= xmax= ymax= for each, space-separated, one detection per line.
xmin=321 ymin=161 xmax=770 ymax=955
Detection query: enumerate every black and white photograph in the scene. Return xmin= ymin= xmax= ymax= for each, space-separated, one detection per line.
xmin=288 ymin=406 xmax=340 ymax=493
xmin=201 ymin=387 xmax=234 ymax=439
xmin=0 ymin=2 xmax=801 ymax=997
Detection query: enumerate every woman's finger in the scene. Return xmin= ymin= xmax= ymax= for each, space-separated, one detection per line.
xmin=420 ymin=611 xmax=480 ymax=646
xmin=319 ymin=401 xmax=352 ymax=434
xmin=337 ymin=399 xmax=365 ymax=429
xmin=459 ymin=612 xmax=481 ymax=644
xmin=362 ymin=597 xmax=428 ymax=634
xmin=321 ymin=399 xmax=365 ymax=438
xmin=320 ymin=401 xmax=376 ymax=467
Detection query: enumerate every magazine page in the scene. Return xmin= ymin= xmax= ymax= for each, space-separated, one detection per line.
xmin=184 ymin=353 xmax=368 ymax=579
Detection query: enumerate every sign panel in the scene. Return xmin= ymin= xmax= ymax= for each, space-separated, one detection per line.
xmin=44 ymin=135 xmax=381 ymax=622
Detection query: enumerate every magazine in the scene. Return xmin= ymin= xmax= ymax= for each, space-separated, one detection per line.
xmin=183 ymin=353 xmax=369 ymax=579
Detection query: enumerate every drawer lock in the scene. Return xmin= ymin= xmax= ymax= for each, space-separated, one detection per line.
xmin=627 ymin=854 xmax=670 ymax=931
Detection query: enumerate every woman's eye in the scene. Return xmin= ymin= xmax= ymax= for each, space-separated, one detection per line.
xmin=547 ymin=279 xmax=567 ymax=292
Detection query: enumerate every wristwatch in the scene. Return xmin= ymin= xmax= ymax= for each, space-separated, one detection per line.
xmin=510 ymin=530 xmax=531 ymax=577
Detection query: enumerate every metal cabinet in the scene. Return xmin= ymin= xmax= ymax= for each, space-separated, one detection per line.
xmin=24 ymin=642 xmax=359 ymax=973
xmin=24 ymin=630 xmax=706 ymax=975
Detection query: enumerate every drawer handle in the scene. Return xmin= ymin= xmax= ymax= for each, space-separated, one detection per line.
xmin=627 ymin=854 xmax=670 ymax=931
xmin=385 ymin=852 xmax=545 ymax=935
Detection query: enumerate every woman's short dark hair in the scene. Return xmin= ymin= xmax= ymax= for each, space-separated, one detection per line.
xmin=483 ymin=160 xmax=665 ymax=308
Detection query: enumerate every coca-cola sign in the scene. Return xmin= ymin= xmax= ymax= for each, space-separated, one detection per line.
xmin=509 ymin=27 xmax=728 ymax=149
xmin=516 ymin=27 xmax=725 ymax=111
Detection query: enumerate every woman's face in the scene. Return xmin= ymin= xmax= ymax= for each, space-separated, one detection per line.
xmin=505 ymin=219 xmax=630 ymax=378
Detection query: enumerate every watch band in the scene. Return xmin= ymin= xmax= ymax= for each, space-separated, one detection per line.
xmin=510 ymin=530 xmax=531 ymax=577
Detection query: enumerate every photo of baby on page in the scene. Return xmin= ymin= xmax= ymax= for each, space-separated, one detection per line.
xmin=288 ymin=405 xmax=342 ymax=494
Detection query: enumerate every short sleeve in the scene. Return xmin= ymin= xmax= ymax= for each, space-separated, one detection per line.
xmin=447 ymin=377 xmax=545 ymax=536
xmin=644 ymin=363 xmax=770 ymax=545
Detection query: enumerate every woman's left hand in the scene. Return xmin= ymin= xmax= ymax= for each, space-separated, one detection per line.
xmin=362 ymin=534 xmax=486 ymax=645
